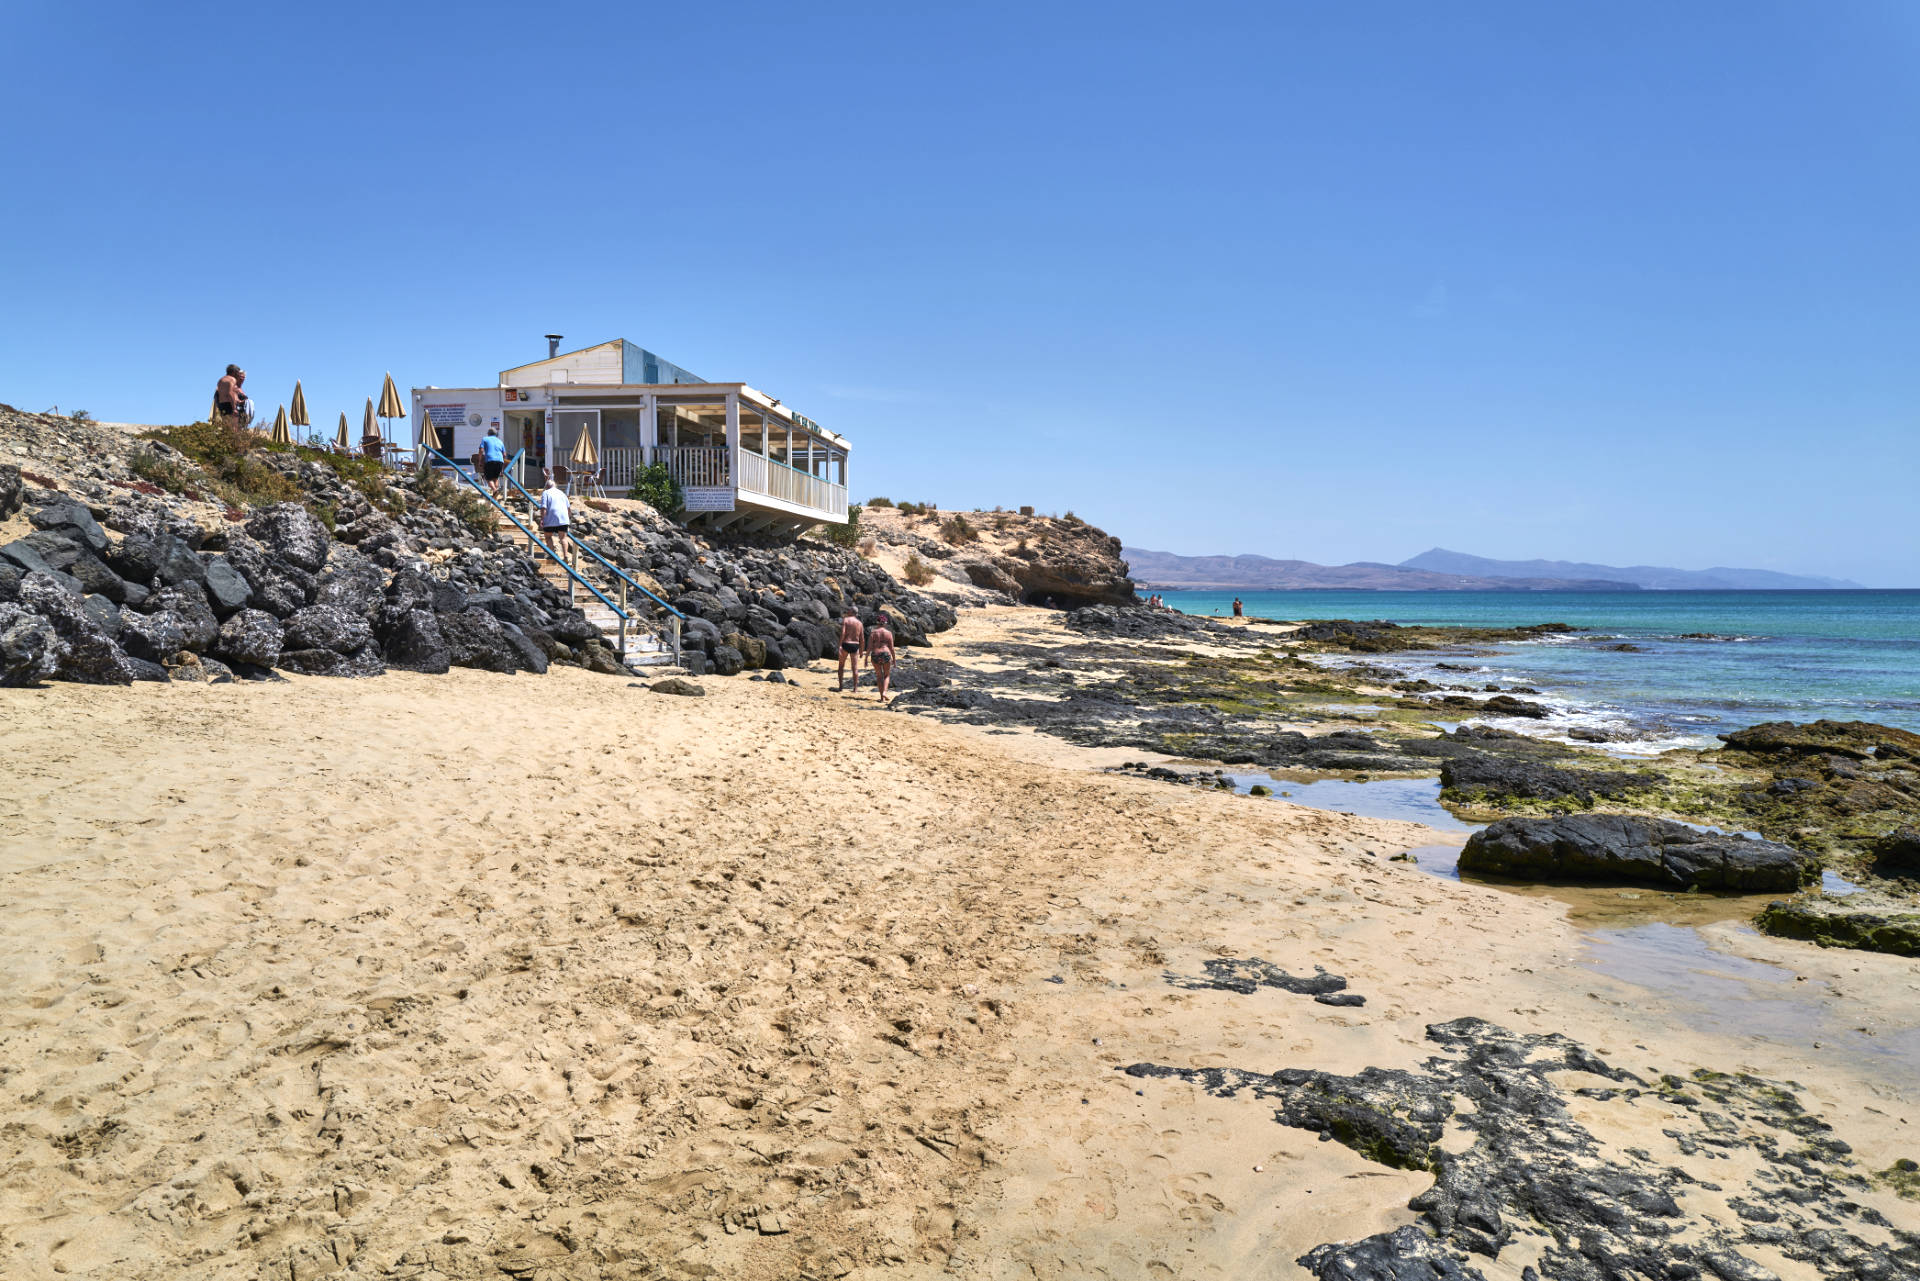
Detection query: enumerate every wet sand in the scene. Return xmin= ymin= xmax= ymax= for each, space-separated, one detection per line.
xmin=2 ymin=608 xmax=1917 ymax=1279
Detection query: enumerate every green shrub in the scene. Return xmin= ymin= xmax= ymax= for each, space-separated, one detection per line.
xmin=866 ymin=496 xmax=894 ymax=508
xmin=819 ymin=503 xmax=863 ymax=548
xmin=631 ymin=462 xmax=684 ymax=515
xmin=413 ymin=463 xmax=498 ymax=538
xmin=903 ymin=553 xmax=934 ymax=586
xmin=939 ymin=513 xmax=979 ymax=544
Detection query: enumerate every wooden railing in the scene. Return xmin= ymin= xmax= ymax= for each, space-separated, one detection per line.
xmin=602 ymin=447 xmax=645 ymax=493
xmin=739 ymin=453 xmax=847 ymax=519
xmin=653 ymin=445 xmax=729 ymax=489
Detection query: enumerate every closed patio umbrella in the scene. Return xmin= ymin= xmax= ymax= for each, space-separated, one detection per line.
xmin=377 ymin=373 xmax=405 ymax=451
xmin=269 ymin=404 xmax=292 ymax=446
xmin=419 ymin=411 xmax=442 ymax=455
xmin=289 ymin=381 xmax=310 ymax=432
xmin=334 ymin=411 xmax=351 ymax=452
xmin=568 ymin=425 xmax=599 ymax=467
xmin=361 ymin=397 xmax=382 ymax=457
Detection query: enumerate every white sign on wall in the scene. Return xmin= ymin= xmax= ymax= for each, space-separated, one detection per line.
xmin=682 ymin=488 xmax=735 ymax=512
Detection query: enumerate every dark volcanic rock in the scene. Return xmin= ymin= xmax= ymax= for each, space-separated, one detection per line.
xmin=29 ymin=500 xmax=108 ymax=552
xmin=0 ymin=603 xmax=61 ymax=686
xmin=1869 ymin=826 xmax=1920 ymax=875
xmin=214 ymin=609 xmax=284 ymax=669
xmin=244 ymin=503 xmax=331 ymax=572
xmin=281 ymin=604 xmax=374 ymax=656
xmin=376 ymin=607 xmax=451 ymax=674
xmin=652 ymin=676 xmax=705 ymax=696
xmin=0 ymin=464 xmax=21 ymax=520
xmin=16 ymin=571 xmax=132 ymax=684
xmin=439 ymin=608 xmax=522 ymax=674
xmin=202 ymin=557 xmax=251 ymax=616
xmin=1720 ymin=719 xmax=1920 ymax=763
xmin=118 ymin=608 xmax=187 ymax=663
xmin=1440 ymin=753 xmax=1652 ymax=806
xmin=1164 ymin=957 xmax=1365 ymax=1007
xmin=1131 ymin=1017 xmax=1918 ymax=1281
xmin=146 ymin=585 xmax=218 ymax=653
xmin=1460 ymin=815 xmax=1816 ymax=890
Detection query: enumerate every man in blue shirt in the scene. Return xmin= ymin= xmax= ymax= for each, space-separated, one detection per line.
xmin=479 ymin=428 xmax=508 ymax=496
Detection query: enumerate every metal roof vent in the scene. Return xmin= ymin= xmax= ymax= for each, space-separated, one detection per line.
xmin=544 ymin=333 xmax=563 ymax=359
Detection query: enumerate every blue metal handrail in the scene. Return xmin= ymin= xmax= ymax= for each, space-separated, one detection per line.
xmin=504 ymin=469 xmax=684 ymax=621
xmin=421 ymin=446 xmax=630 ymax=624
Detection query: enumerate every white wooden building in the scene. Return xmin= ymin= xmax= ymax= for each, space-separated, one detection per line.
xmin=412 ymin=339 xmax=851 ymax=531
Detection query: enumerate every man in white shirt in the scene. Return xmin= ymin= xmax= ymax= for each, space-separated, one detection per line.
xmin=538 ymin=477 xmax=570 ymax=554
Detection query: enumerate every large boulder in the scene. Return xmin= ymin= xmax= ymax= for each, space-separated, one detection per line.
xmin=0 ymin=603 xmax=62 ymax=686
xmin=376 ymin=607 xmax=451 ymax=674
xmin=282 ymin=604 xmax=375 ymax=655
xmin=1460 ymin=815 xmax=1816 ymax=891
xmin=710 ymin=644 xmax=746 ymax=676
xmin=66 ymin=551 xmax=131 ymax=603
xmin=154 ymin=532 xmax=208 ymax=588
xmin=245 ymin=503 xmax=331 ymax=572
xmin=15 ymin=571 xmax=132 ymax=684
xmin=118 ymin=609 xmax=188 ymax=663
xmin=1870 ymin=827 xmax=1920 ymax=876
xmin=146 ymin=585 xmax=219 ymax=653
xmin=202 ymin=557 xmax=251 ymax=616
xmin=214 ymin=609 xmax=284 ymax=668
xmin=498 ymin=621 xmax=549 ymax=674
xmin=28 ymin=501 xmax=108 ymax=553
xmin=315 ymin=554 xmax=388 ymax=620
xmin=439 ymin=608 xmax=521 ymax=674
xmin=0 ymin=538 xmax=57 ymax=578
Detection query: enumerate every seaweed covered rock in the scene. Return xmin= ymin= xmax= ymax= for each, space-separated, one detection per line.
xmin=1756 ymin=891 xmax=1920 ymax=956
xmin=1461 ymin=814 xmax=1816 ymax=891
xmin=1440 ymin=753 xmax=1653 ymax=807
xmin=1720 ymin=719 xmax=1920 ymax=762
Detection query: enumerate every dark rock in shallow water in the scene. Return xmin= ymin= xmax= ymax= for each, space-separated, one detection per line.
xmin=1756 ymin=891 xmax=1920 ymax=957
xmin=1460 ymin=815 xmax=1816 ymax=890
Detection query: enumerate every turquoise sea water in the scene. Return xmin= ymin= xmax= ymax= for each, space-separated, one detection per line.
xmin=1159 ymin=590 xmax=1920 ymax=752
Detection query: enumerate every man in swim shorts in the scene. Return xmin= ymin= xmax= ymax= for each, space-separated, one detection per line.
xmin=867 ymin=611 xmax=896 ymax=704
xmin=837 ymin=605 xmax=864 ymax=691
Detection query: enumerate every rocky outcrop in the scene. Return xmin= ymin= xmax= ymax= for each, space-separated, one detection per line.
xmin=1720 ymin=719 xmax=1920 ymax=762
xmin=861 ymin=506 xmax=1135 ymax=607
xmin=1460 ymin=815 xmax=1817 ymax=890
xmin=1441 ymin=754 xmax=1654 ymax=807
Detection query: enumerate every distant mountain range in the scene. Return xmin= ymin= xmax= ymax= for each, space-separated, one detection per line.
xmin=1124 ymin=546 xmax=1860 ymax=592
xmin=1399 ymin=549 xmax=1862 ymax=592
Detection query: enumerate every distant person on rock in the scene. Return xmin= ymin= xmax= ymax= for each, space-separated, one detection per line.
xmin=479 ymin=428 xmax=507 ymax=497
xmin=867 ymin=611 xmax=896 ymax=704
xmin=537 ymin=475 xmax=570 ymax=554
xmin=213 ymin=364 xmax=250 ymax=427
xmin=836 ymin=605 xmax=864 ymax=692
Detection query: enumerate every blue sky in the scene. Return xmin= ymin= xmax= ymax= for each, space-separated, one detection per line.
xmin=3 ymin=2 xmax=1916 ymax=585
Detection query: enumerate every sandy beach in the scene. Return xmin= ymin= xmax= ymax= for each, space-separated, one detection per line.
xmin=4 ymin=608 xmax=1918 ymax=1280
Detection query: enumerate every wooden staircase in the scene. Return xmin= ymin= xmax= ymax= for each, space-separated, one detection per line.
xmin=495 ymin=507 xmax=677 ymax=669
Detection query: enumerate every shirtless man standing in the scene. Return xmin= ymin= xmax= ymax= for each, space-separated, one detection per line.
xmin=867 ymin=611 xmax=897 ymax=704
xmin=836 ymin=605 xmax=864 ymax=692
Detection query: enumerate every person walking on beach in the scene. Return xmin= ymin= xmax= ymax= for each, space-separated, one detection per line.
xmin=537 ymin=474 xmax=570 ymax=555
xmin=867 ymin=611 xmax=897 ymax=704
xmin=214 ymin=364 xmax=250 ymax=427
xmin=479 ymin=428 xmax=507 ymax=498
xmin=836 ymin=605 xmax=864 ymax=692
